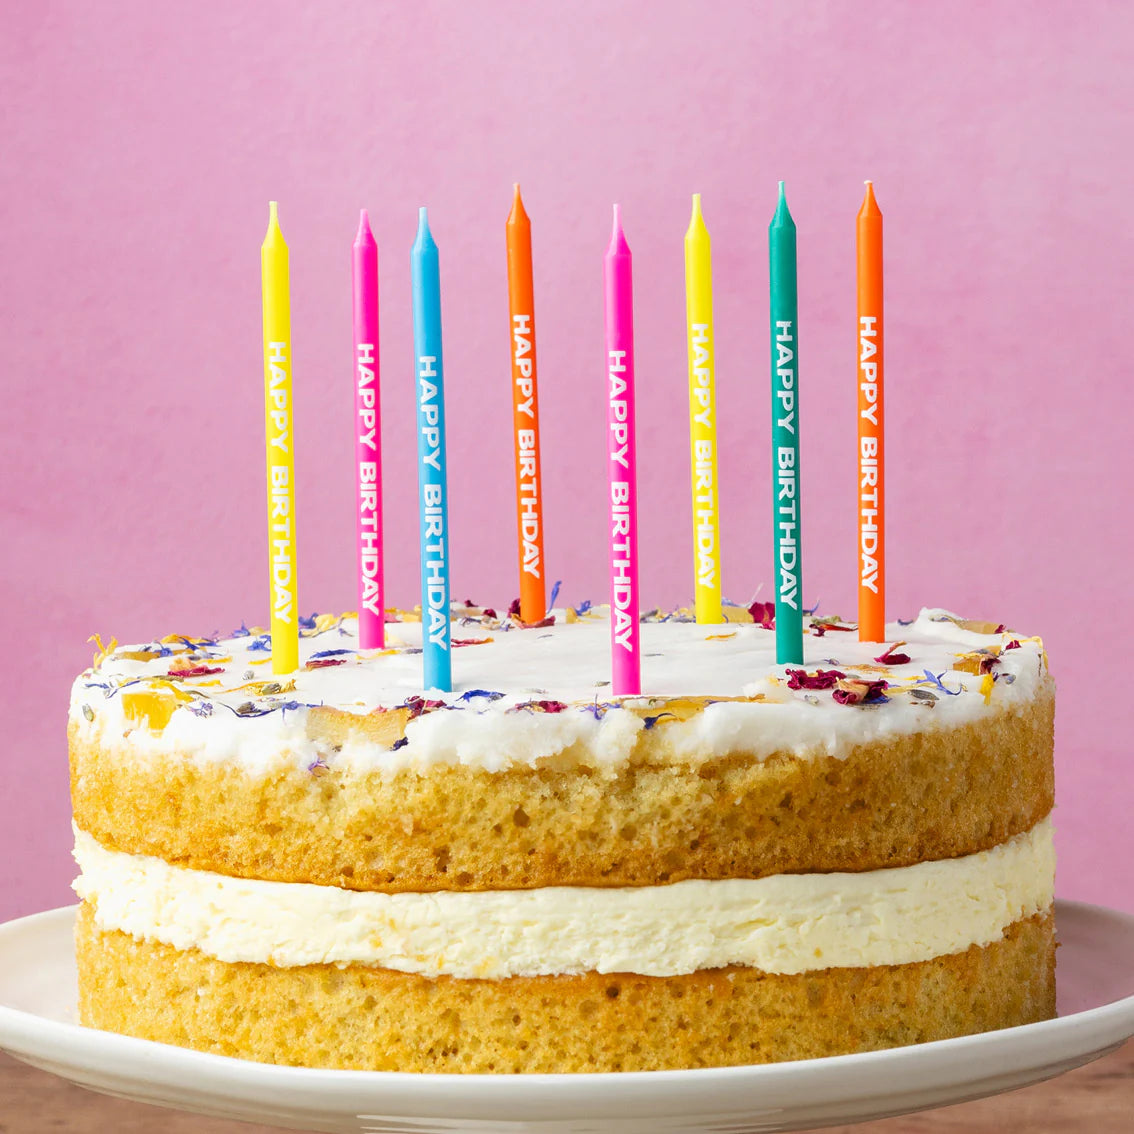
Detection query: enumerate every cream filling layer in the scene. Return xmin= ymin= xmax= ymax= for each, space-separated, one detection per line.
xmin=73 ymin=818 xmax=1054 ymax=979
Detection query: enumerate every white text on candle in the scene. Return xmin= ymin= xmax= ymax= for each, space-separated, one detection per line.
xmin=418 ymin=357 xmax=442 ymax=471
xmin=858 ymin=317 xmax=881 ymax=593
xmin=266 ymin=341 xmax=294 ymax=624
xmin=269 ymin=465 xmax=294 ymax=624
xmin=690 ymin=325 xmax=713 ymax=429
xmin=694 ymin=440 xmax=716 ymax=590
xmin=774 ymin=322 xmax=796 ymax=434
xmin=512 ymin=315 xmax=535 ymax=416
xmin=690 ymin=323 xmax=717 ymax=591
xmin=266 ymin=342 xmax=290 ymax=453
xmin=358 ymin=462 xmax=382 ymax=616
xmin=610 ymin=481 xmax=635 ymax=651
xmin=860 ymin=437 xmax=880 ymax=594
xmin=356 ymin=343 xmax=378 ymax=451
xmin=418 ymin=356 xmax=448 ymax=648
xmin=608 ymin=351 xmax=630 ymax=469
xmin=422 ymin=483 xmax=449 ymax=649
xmin=773 ymin=323 xmax=799 ymax=610
xmin=517 ymin=428 xmax=541 ymax=579
xmin=512 ymin=314 xmax=542 ymax=581
xmin=859 ymin=317 xmax=879 ymax=425
xmin=356 ymin=343 xmax=382 ymax=616
xmin=608 ymin=350 xmax=635 ymax=652
xmin=776 ymin=448 xmax=799 ymax=609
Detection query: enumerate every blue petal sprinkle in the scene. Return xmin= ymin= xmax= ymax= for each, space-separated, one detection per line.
xmin=247 ymin=635 xmax=271 ymax=652
xmin=459 ymin=689 xmax=505 ymax=703
xmin=310 ymin=649 xmax=354 ymax=659
xmin=920 ymin=669 xmax=962 ymax=696
xmin=547 ymin=580 xmax=562 ymax=611
xmin=391 ymin=737 xmax=409 ymax=751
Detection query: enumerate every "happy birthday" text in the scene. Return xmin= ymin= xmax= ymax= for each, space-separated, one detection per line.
xmin=418 ymin=355 xmax=448 ymax=649
xmin=608 ymin=350 xmax=635 ymax=652
xmin=512 ymin=314 xmax=541 ymax=579
xmin=859 ymin=316 xmax=881 ymax=594
xmin=356 ymin=342 xmax=381 ymax=617
xmin=266 ymin=341 xmax=294 ymax=624
xmin=690 ymin=323 xmax=717 ymax=591
xmin=773 ymin=322 xmax=799 ymax=610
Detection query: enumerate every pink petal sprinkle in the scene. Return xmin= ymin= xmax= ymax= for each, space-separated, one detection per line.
xmin=785 ymin=668 xmax=845 ymax=691
xmin=168 ymin=665 xmax=224 ymax=678
xmin=748 ymin=601 xmax=775 ymax=629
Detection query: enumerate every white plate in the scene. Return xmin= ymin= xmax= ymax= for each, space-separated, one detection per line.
xmin=1 ymin=901 xmax=1131 ymax=1134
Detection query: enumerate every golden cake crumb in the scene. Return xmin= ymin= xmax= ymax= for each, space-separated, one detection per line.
xmin=76 ymin=904 xmax=1056 ymax=1073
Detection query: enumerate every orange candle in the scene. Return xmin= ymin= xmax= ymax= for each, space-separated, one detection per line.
xmin=506 ymin=184 xmax=546 ymax=622
xmin=856 ymin=181 xmax=884 ymax=641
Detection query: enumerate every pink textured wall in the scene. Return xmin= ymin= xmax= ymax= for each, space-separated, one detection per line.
xmin=2 ymin=2 xmax=1131 ymax=920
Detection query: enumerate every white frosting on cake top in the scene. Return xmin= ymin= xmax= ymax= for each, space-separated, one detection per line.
xmin=73 ymin=817 xmax=1055 ymax=979
xmin=68 ymin=604 xmax=1050 ymax=774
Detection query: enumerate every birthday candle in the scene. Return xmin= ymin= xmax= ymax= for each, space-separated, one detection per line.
xmin=410 ymin=207 xmax=452 ymax=692
xmin=684 ymin=193 xmax=722 ymax=623
xmin=604 ymin=205 xmax=640 ymax=695
xmin=260 ymin=202 xmax=299 ymax=675
xmin=505 ymin=184 xmax=546 ymax=622
xmin=857 ymin=181 xmax=885 ymax=642
xmin=768 ymin=182 xmax=803 ymax=664
xmin=352 ymin=210 xmax=384 ymax=648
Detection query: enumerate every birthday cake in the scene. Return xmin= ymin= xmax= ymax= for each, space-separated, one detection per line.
xmin=69 ymin=603 xmax=1055 ymax=1072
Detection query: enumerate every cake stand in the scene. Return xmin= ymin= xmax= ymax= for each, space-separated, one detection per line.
xmin=1 ymin=900 xmax=1132 ymax=1134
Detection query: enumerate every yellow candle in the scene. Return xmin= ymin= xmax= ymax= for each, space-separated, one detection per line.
xmin=261 ymin=201 xmax=299 ymax=674
xmin=684 ymin=193 xmax=722 ymax=623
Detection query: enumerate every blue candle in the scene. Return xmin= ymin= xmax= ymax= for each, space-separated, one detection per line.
xmin=410 ymin=207 xmax=452 ymax=692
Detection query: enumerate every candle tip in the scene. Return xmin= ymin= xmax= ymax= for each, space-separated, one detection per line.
xmin=413 ymin=205 xmax=434 ymax=248
xmin=771 ymin=182 xmax=793 ymax=227
xmin=691 ymin=192 xmax=702 ymax=215
xmin=507 ymin=183 xmax=528 ymax=225
xmin=268 ymin=201 xmax=279 ymax=223
xmin=356 ymin=208 xmax=373 ymax=243
xmin=608 ymin=204 xmax=629 ymax=254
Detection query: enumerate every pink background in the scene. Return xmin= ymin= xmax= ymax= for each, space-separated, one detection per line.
xmin=2 ymin=2 xmax=1131 ymax=920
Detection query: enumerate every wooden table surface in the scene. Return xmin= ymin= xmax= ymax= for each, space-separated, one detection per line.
xmin=2 ymin=1043 xmax=1131 ymax=1133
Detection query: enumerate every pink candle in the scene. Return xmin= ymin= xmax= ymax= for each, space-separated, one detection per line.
xmin=603 ymin=205 xmax=640 ymax=696
xmin=352 ymin=209 xmax=384 ymax=648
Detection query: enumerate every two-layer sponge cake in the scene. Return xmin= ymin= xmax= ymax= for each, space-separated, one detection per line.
xmin=69 ymin=604 xmax=1055 ymax=1072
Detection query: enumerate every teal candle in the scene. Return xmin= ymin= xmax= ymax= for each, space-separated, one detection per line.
xmin=768 ymin=182 xmax=803 ymax=664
